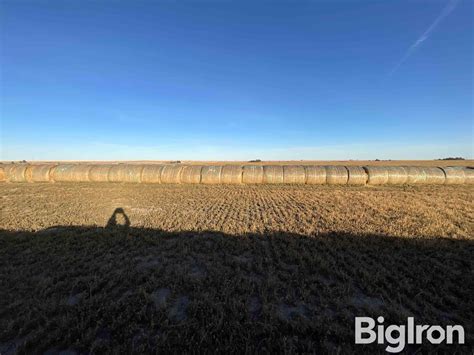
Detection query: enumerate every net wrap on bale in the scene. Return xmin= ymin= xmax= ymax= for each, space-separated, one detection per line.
xmin=108 ymin=165 xmax=144 ymax=183
xmin=386 ymin=167 xmax=408 ymax=185
xmin=263 ymin=166 xmax=284 ymax=184
xmin=51 ymin=164 xmax=91 ymax=182
xmin=141 ymin=165 xmax=164 ymax=184
xmin=347 ymin=166 xmax=367 ymax=185
xmin=180 ymin=166 xmax=202 ymax=184
xmin=305 ymin=166 xmax=326 ymax=184
xmin=25 ymin=164 xmax=56 ymax=182
xmin=161 ymin=165 xmax=183 ymax=184
xmin=242 ymin=165 xmax=264 ymax=184
xmin=89 ymin=165 xmax=113 ymax=182
xmin=201 ymin=166 xmax=222 ymax=184
xmin=422 ymin=167 xmax=445 ymax=184
xmin=221 ymin=165 xmax=243 ymax=184
xmin=463 ymin=168 xmax=474 ymax=184
xmin=283 ymin=166 xmax=306 ymax=184
xmin=441 ymin=167 xmax=465 ymax=185
xmin=364 ymin=166 xmax=389 ymax=185
xmin=5 ymin=164 xmax=29 ymax=182
xmin=326 ymin=166 xmax=348 ymax=185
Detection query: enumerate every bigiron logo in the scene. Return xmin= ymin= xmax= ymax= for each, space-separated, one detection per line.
xmin=355 ymin=317 xmax=465 ymax=353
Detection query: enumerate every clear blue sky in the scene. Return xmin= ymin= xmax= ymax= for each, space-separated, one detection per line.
xmin=1 ymin=0 xmax=472 ymax=161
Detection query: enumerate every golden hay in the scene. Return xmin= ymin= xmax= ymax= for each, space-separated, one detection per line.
xmin=346 ymin=166 xmax=367 ymax=185
xmin=405 ymin=167 xmax=427 ymax=184
xmin=89 ymin=165 xmax=113 ymax=182
xmin=180 ymin=166 xmax=202 ymax=184
xmin=283 ymin=165 xmax=306 ymax=184
xmin=0 ymin=165 xmax=5 ymax=182
xmin=364 ymin=166 xmax=389 ymax=185
xmin=108 ymin=165 xmax=144 ymax=183
xmin=463 ymin=168 xmax=474 ymax=184
xmin=242 ymin=165 xmax=264 ymax=184
xmin=160 ymin=165 xmax=183 ymax=184
xmin=25 ymin=164 xmax=56 ymax=182
xmin=305 ymin=166 xmax=326 ymax=184
xmin=263 ymin=166 xmax=284 ymax=184
xmin=221 ymin=165 xmax=243 ymax=184
xmin=5 ymin=164 xmax=30 ymax=182
xmin=141 ymin=165 xmax=164 ymax=184
xmin=422 ymin=167 xmax=445 ymax=184
xmin=51 ymin=165 xmax=92 ymax=182
xmin=325 ymin=166 xmax=348 ymax=185
xmin=201 ymin=166 xmax=222 ymax=184
xmin=386 ymin=167 xmax=408 ymax=185
xmin=441 ymin=167 xmax=465 ymax=185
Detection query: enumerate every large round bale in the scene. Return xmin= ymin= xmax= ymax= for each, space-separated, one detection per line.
xmin=305 ymin=166 xmax=326 ymax=184
xmin=180 ymin=166 xmax=202 ymax=184
xmin=386 ymin=166 xmax=408 ymax=184
xmin=283 ymin=165 xmax=306 ymax=184
xmin=405 ymin=167 xmax=427 ymax=184
xmin=325 ymin=166 xmax=348 ymax=185
xmin=201 ymin=166 xmax=222 ymax=184
xmin=422 ymin=167 xmax=445 ymax=184
xmin=242 ymin=165 xmax=264 ymax=184
xmin=463 ymin=168 xmax=474 ymax=184
xmin=25 ymin=164 xmax=56 ymax=182
xmin=364 ymin=166 xmax=389 ymax=185
xmin=5 ymin=164 xmax=29 ymax=182
xmin=141 ymin=165 xmax=164 ymax=184
xmin=347 ymin=166 xmax=367 ymax=185
xmin=160 ymin=165 xmax=183 ymax=184
xmin=89 ymin=165 xmax=113 ymax=182
xmin=108 ymin=164 xmax=144 ymax=183
xmin=263 ymin=166 xmax=284 ymax=184
xmin=441 ymin=167 xmax=465 ymax=185
xmin=221 ymin=165 xmax=243 ymax=184
xmin=0 ymin=165 xmax=5 ymax=182
xmin=51 ymin=164 xmax=91 ymax=182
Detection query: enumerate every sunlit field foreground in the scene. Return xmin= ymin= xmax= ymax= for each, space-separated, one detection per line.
xmin=1 ymin=183 xmax=473 ymax=353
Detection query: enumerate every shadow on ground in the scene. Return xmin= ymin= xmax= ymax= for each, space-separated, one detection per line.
xmin=0 ymin=209 xmax=472 ymax=354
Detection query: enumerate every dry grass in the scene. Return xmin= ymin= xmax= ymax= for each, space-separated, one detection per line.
xmin=0 ymin=183 xmax=473 ymax=353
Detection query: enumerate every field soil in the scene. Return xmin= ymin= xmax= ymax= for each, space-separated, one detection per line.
xmin=1 ymin=183 xmax=473 ymax=353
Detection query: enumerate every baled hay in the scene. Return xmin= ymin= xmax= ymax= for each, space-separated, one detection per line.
xmin=405 ymin=167 xmax=427 ymax=184
xmin=386 ymin=167 xmax=408 ymax=184
xmin=180 ymin=166 xmax=202 ymax=184
xmin=25 ymin=164 xmax=56 ymax=182
xmin=441 ymin=167 xmax=465 ymax=185
xmin=283 ymin=166 xmax=306 ymax=184
xmin=221 ymin=165 xmax=243 ymax=184
xmin=108 ymin=164 xmax=144 ymax=183
xmin=325 ymin=166 xmax=348 ymax=185
xmin=422 ymin=167 xmax=445 ymax=184
xmin=263 ymin=166 xmax=284 ymax=184
xmin=463 ymin=168 xmax=474 ymax=184
xmin=0 ymin=165 xmax=5 ymax=182
xmin=364 ymin=166 xmax=389 ymax=185
xmin=305 ymin=166 xmax=326 ymax=184
xmin=141 ymin=165 xmax=164 ymax=184
xmin=51 ymin=165 xmax=91 ymax=182
xmin=346 ymin=166 xmax=367 ymax=185
xmin=5 ymin=164 xmax=30 ymax=182
xmin=89 ymin=165 xmax=113 ymax=182
xmin=160 ymin=165 xmax=183 ymax=184
xmin=201 ymin=166 xmax=222 ymax=184
xmin=242 ymin=165 xmax=264 ymax=184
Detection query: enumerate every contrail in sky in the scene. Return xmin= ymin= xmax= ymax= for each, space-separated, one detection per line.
xmin=388 ymin=0 xmax=460 ymax=76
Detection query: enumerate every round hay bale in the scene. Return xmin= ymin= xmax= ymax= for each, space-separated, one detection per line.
xmin=386 ymin=167 xmax=408 ymax=184
xmin=422 ymin=167 xmax=445 ymax=184
xmin=25 ymin=164 xmax=56 ymax=182
xmin=108 ymin=164 xmax=144 ymax=183
xmin=141 ymin=165 xmax=164 ymax=184
xmin=347 ymin=166 xmax=367 ymax=185
xmin=305 ymin=166 xmax=326 ymax=184
xmin=160 ymin=165 xmax=183 ymax=184
xmin=242 ymin=165 xmax=264 ymax=184
xmin=0 ymin=165 xmax=5 ymax=182
xmin=5 ymin=164 xmax=29 ymax=182
xmin=51 ymin=164 xmax=91 ymax=182
xmin=364 ymin=166 xmax=389 ymax=185
xmin=325 ymin=166 xmax=348 ymax=185
xmin=201 ymin=166 xmax=222 ymax=184
xmin=283 ymin=165 xmax=306 ymax=184
xmin=89 ymin=165 xmax=113 ymax=182
xmin=405 ymin=167 xmax=427 ymax=184
xmin=263 ymin=166 xmax=284 ymax=184
xmin=180 ymin=166 xmax=202 ymax=184
xmin=463 ymin=168 xmax=474 ymax=184
xmin=441 ymin=167 xmax=465 ymax=185
xmin=221 ymin=165 xmax=243 ymax=184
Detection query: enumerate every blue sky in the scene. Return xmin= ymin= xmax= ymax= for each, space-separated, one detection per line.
xmin=1 ymin=0 xmax=472 ymax=161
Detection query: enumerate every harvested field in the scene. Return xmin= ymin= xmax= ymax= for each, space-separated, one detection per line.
xmin=0 ymin=183 xmax=473 ymax=353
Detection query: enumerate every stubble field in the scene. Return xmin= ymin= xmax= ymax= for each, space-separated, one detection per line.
xmin=1 ymin=182 xmax=473 ymax=353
